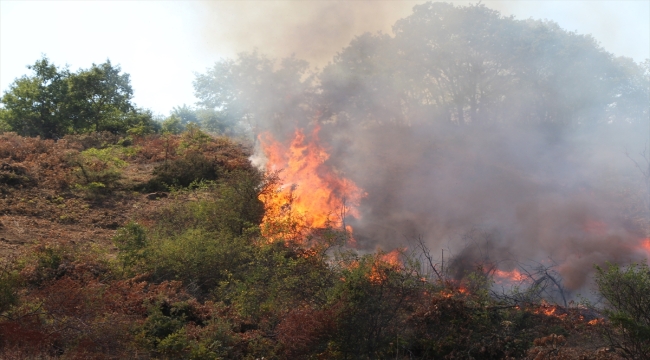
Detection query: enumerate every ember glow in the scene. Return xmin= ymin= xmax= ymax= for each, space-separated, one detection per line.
xmin=640 ymin=238 xmax=650 ymax=258
xmin=258 ymin=126 xmax=365 ymax=243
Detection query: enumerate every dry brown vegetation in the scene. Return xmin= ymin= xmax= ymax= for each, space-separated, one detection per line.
xmin=0 ymin=132 xmax=640 ymax=359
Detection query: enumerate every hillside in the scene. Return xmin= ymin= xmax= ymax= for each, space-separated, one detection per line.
xmin=0 ymin=131 xmax=253 ymax=252
xmin=0 ymin=130 xmax=639 ymax=359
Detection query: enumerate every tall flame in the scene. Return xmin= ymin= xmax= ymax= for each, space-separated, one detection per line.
xmin=258 ymin=126 xmax=365 ymax=243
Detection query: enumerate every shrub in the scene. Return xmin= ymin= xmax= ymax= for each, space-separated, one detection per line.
xmin=595 ymin=262 xmax=650 ymax=358
xmin=61 ymin=131 xmax=123 ymax=150
xmin=0 ymin=163 xmax=32 ymax=187
xmin=0 ymin=257 xmax=20 ymax=315
xmin=150 ymin=151 xmax=218 ymax=189
xmin=326 ymin=252 xmax=425 ymax=358
xmin=113 ymin=222 xmax=149 ymax=274
xmin=148 ymin=228 xmax=252 ymax=296
xmin=68 ymin=146 xmax=127 ymax=197
xmin=133 ymin=169 xmax=265 ymax=297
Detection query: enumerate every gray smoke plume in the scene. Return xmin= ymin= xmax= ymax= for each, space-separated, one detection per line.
xmin=193 ymin=2 xmax=650 ymax=296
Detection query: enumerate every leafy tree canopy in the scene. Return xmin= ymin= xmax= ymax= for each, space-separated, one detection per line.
xmin=193 ymin=51 xmax=316 ymax=137
xmin=194 ymin=2 xmax=649 ymax=132
xmin=0 ymin=55 xmax=155 ymax=138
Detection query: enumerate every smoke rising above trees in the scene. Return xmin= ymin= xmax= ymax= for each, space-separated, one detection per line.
xmin=193 ymin=2 xmax=649 ymax=293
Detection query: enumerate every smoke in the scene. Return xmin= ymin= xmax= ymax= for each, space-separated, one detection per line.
xmin=195 ymin=1 xmax=424 ymax=66
xmin=194 ymin=1 xmax=649 ymax=65
xmin=321 ymin=118 xmax=647 ymax=297
xmin=195 ymin=2 xmax=649 ymax=296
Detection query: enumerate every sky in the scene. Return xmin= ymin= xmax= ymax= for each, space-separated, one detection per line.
xmin=1 ymin=0 xmax=649 ymax=117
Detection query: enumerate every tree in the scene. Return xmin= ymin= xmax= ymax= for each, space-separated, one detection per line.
xmin=1 ymin=56 xmax=155 ymax=138
xmin=319 ymin=2 xmax=648 ymax=127
xmin=170 ymin=104 xmax=198 ymax=126
xmin=193 ymin=51 xmax=315 ymax=137
xmin=0 ymin=56 xmax=71 ymax=138
xmin=67 ymin=60 xmax=141 ymax=133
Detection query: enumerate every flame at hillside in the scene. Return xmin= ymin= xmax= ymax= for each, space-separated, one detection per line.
xmin=258 ymin=126 xmax=365 ymax=243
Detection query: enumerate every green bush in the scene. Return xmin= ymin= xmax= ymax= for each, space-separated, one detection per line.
xmin=150 ymin=152 xmax=218 ymax=189
xmin=113 ymin=222 xmax=149 ymax=274
xmin=149 ymin=228 xmax=252 ymax=296
xmin=0 ymin=258 xmax=20 ymax=314
xmin=68 ymin=146 xmax=127 ymax=196
xmin=326 ymin=252 xmax=425 ymax=358
xmin=138 ymin=300 xmax=191 ymax=355
xmin=132 ymin=174 xmax=263 ymax=296
xmin=595 ymin=262 xmax=650 ymax=358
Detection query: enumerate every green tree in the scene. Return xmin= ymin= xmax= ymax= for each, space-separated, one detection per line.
xmin=0 ymin=56 xmax=71 ymax=138
xmin=171 ymin=104 xmax=198 ymax=126
xmin=0 ymin=109 xmax=11 ymax=133
xmin=161 ymin=114 xmax=184 ymax=134
xmin=67 ymin=60 xmax=140 ymax=133
xmin=1 ymin=56 xmax=155 ymax=138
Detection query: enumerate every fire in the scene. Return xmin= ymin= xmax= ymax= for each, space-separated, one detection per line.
xmin=379 ymin=248 xmax=403 ymax=268
xmin=493 ymin=268 xmax=527 ymax=283
xmin=258 ymin=126 xmax=365 ymax=243
xmin=533 ymin=301 xmax=567 ymax=319
xmin=641 ymin=238 xmax=650 ymax=253
xmin=440 ymin=285 xmax=469 ymax=298
xmin=369 ymin=249 xmax=404 ymax=284
xmin=638 ymin=237 xmax=650 ymax=263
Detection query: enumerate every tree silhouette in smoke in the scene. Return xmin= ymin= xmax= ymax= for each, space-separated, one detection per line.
xmin=194 ymin=2 xmax=650 ymax=294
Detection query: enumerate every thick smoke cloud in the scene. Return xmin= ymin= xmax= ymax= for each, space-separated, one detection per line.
xmin=194 ymin=2 xmax=649 ymax=297
xmin=335 ymin=120 xmax=648 ymax=292
xmin=308 ymin=4 xmax=649 ymax=294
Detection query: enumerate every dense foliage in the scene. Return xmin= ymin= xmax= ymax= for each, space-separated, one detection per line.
xmin=0 ymin=57 xmax=158 ymax=138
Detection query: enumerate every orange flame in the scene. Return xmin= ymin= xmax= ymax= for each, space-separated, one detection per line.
xmin=379 ymin=249 xmax=403 ymax=268
xmin=369 ymin=249 xmax=404 ymax=284
xmin=493 ymin=268 xmax=527 ymax=283
xmin=533 ymin=301 xmax=567 ymax=318
xmin=258 ymin=126 xmax=365 ymax=243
